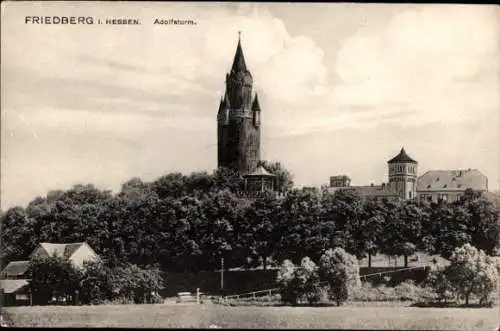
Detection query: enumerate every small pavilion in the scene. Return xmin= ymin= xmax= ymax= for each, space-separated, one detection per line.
xmin=243 ymin=165 xmax=276 ymax=193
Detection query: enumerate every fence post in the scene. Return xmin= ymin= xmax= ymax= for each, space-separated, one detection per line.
xmin=196 ymin=288 xmax=200 ymax=304
xmin=253 ymin=292 xmax=255 ymax=299
xmin=269 ymin=289 xmax=272 ymax=297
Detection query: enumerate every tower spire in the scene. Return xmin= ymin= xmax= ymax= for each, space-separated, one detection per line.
xmin=231 ymin=31 xmax=248 ymax=73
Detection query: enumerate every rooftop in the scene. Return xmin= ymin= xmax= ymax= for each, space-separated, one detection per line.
xmin=0 ymin=279 xmax=29 ymax=294
xmin=34 ymin=242 xmax=86 ymax=259
xmin=417 ymin=169 xmax=488 ymax=192
xmin=230 ymin=33 xmax=249 ymax=74
xmin=328 ymin=184 xmax=399 ymax=197
xmin=0 ymin=260 xmax=29 ymax=277
xmin=388 ymin=147 xmax=417 ymax=164
xmin=244 ymin=165 xmax=276 ymax=178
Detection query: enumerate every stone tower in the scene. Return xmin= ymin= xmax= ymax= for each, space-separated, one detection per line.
xmin=387 ymin=147 xmax=418 ymax=200
xmin=217 ymin=34 xmax=261 ymax=175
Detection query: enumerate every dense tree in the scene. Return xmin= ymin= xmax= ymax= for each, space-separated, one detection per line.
xmin=241 ymin=192 xmax=282 ymax=269
xmin=318 ymin=248 xmax=360 ymax=306
xmin=459 ymin=193 xmax=499 ymax=255
xmin=275 ymin=188 xmax=324 ymax=263
xmin=28 ymin=256 xmax=81 ymax=305
xmin=444 ymin=244 xmax=498 ymax=305
xmin=196 ymin=190 xmax=243 ymax=270
xmin=2 ymin=166 xmax=499 ymax=280
xmin=1 ymin=206 xmax=34 ymax=264
xmin=381 ymin=200 xmax=424 ymax=264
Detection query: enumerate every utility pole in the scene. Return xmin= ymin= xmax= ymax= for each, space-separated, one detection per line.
xmin=220 ymin=256 xmax=224 ymax=290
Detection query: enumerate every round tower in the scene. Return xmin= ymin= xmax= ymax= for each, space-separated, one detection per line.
xmin=217 ymin=33 xmax=261 ymax=175
xmin=387 ymin=147 xmax=418 ymax=200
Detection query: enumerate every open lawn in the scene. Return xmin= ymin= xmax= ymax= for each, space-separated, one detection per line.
xmin=3 ymin=304 xmax=498 ymax=330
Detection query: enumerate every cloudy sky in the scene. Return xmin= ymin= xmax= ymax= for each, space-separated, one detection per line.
xmin=1 ymin=2 xmax=499 ymax=210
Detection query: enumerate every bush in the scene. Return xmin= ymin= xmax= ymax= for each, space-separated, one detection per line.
xmin=276 ymin=257 xmax=321 ymax=305
xmin=424 ymin=265 xmax=455 ymax=303
xmin=394 ymin=280 xmax=424 ymax=301
xmin=445 ymin=244 xmax=498 ymax=306
xmin=349 ymin=280 xmax=428 ymax=302
xmin=110 ymin=263 xmax=164 ymax=304
xmin=318 ymin=248 xmax=360 ymax=306
xmin=422 ymin=244 xmax=499 ymax=307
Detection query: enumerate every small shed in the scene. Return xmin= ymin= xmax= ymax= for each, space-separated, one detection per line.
xmin=0 ymin=279 xmax=30 ymax=306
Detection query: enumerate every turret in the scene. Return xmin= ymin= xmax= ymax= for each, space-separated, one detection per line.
xmin=252 ymin=93 xmax=261 ymax=127
xmin=388 ymin=147 xmax=418 ymax=199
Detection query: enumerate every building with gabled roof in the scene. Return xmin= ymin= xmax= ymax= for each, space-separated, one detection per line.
xmin=417 ymin=169 xmax=488 ymax=203
xmin=1 ymin=241 xmax=100 ymax=306
xmin=29 ymin=242 xmax=100 ymax=268
xmin=327 ymin=182 xmax=400 ymax=202
xmin=0 ymin=279 xmax=30 ymax=306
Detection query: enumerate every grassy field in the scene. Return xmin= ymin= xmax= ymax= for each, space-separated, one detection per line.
xmin=3 ymin=304 xmax=498 ymax=330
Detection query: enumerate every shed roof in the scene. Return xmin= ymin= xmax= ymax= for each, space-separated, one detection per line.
xmin=0 ymin=261 xmax=30 ymax=277
xmin=0 ymin=279 xmax=29 ymax=294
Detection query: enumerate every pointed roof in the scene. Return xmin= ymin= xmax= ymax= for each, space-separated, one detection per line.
xmin=252 ymin=94 xmax=261 ymax=111
xmin=388 ymin=147 xmax=417 ymax=164
xmin=244 ymin=165 xmax=276 ymax=177
xmin=33 ymin=242 xmax=85 ymax=259
xmin=230 ymin=33 xmax=248 ymax=74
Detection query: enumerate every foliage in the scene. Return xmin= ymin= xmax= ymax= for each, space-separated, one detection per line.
xmin=28 ymin=256 xmax=82 ymax=305
xmin=424 ymin=266 xmax=455 ymax=303
xmin=318 ymin=248 xmax=360 ymax=306
xmin=276 ymin=257 xmax=321 ymax=305
xmin=445 ymin=244 xmax=498 ymax=305
xmin=1 ymin=166 xmax=499 ymax=277
xmin=110 ymin=263 xmax=164 ymax=304
xmin=274 ymin=189 xmax=324 ymax=264
xmin=258 ymin=160 xmax=294 ymax=193
xmin=348 ymin=280 xmax=431 ymax=302
xmin=241 ymin=192 xmax=281 ymax=269
xmin=423 ymin=244 xmax=498 ymax=307
xmin=28 ymin=257 xmax=163 ymax=305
